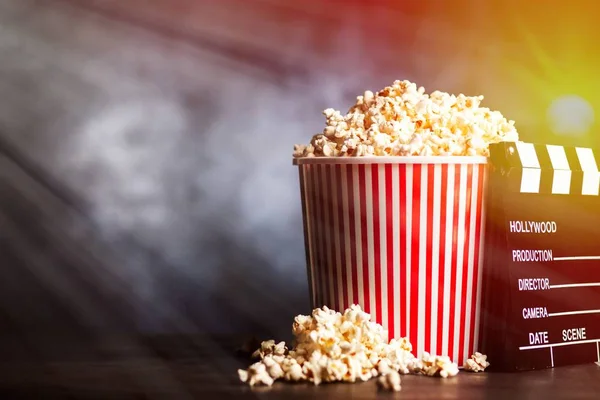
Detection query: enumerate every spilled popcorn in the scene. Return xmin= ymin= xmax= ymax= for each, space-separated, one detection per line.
xmin=464 ymin=352 xmax=490 ymax=373
xmin=238 ymin=362 xmax=274 ymax=387
xmin=377 ymin=370 xmax=401 ymax=392
xmin=413 ymin=352 xmax=460 ymax=378
xmin=293 ymin=79 xmax=519 ymax=158
xmin=237 ymin=305 xmax=466 ymax=390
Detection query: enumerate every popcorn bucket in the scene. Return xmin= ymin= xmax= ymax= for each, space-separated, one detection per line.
xmin=294 ymin=156 xmax=488 ymax=366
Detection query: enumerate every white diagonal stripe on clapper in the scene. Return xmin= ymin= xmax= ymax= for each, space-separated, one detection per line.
xmin=546 ymin=144 xmax=571 ymax=194
xmin=576 ymin=147 xmax=600 ymax=195
xmin=515 ymin=142 xmax=540 ymax=168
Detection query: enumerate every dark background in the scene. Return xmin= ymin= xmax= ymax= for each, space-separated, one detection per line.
xmin=0 ymin=0 xmax=597 ymax=349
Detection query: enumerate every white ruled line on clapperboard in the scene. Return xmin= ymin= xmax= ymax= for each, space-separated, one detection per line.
xmin=551 ymin=255 xmax=600 ymax=317
xmin=519 ymin=340 xmax=600 ymax=367
xmin=550 ymin=256 xmax=600 ymax=293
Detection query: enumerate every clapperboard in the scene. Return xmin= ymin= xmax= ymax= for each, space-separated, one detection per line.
xmin=479 ymin=141 xmax=600 ymax=371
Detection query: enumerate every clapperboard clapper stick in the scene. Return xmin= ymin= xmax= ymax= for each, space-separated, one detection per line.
xmin=479 ymin=141 xmax=600 ymax=371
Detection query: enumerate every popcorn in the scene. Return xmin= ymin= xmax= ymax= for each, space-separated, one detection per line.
xmin=279 ymin=357 xmax=305 ymax=381
xmin=238 ymin=369 xmax=248 ymax=382
xmin=238 ymin=362 xmax=275 ymax=387
xmin=377 ymin=370 xmax=402 ymax=392
xmin=251 ymin=340 xmax=287 ymax=360
xmin=413 ymin=352 xmax=460 ymax=378
xmin=263 ymin=355 xmax=285 ymax=380
xmin=464 ymin=352 xmax=490 ymax=373
xmin=293 ymin=80 xmax=519 ymax=158
xmin=284 ymin=362 xmax=305 ymax=381
xmin=377 ymin=358 xmax=393 ymax=375
xmin=325 ymin=359 xmax=348 ymax=381
xmin=381 ymin=339 xmax=417 ymax=375
xmin=237 ymin=304 xmax=461 ymax=391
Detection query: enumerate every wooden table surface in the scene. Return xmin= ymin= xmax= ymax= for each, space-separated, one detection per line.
xmin=0 ymin=335 xmax=598 ymax=399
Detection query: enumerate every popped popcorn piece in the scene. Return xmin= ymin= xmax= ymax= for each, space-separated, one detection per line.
xmin=273 ymin=341 xmax=287 ymax=356
xmin=251 ymin=340 xmax=287 ymax=360
xmin=414 ymin=352 xmax=459 ymax=378
xmin=380 ymin=337 xmax=417 ymax=375
xmin=237 ymin=369 xmax=248 ymax=383
xmin=326 ymin=359 xmax=348 ymax=382
xmin=263 ymin=355 xmax=285 ymax=379
xmin=377 ymin=370 xmax=402 ymax=392
xmin=377 ymin=358 xmax=392 ymax=375
xmin=463 ymin=352 xmax=490 ymax=373
xmin=238 ymin=362 xmax=275 ymax=387
xmin=284 ymin=362 xmax=305 ymax=381
xmin=293 ymin=80 xmax=519 ymax=158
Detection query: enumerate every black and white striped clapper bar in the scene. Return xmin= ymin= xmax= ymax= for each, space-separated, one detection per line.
xmin=480 ymin=141 xmax=600 ymax=371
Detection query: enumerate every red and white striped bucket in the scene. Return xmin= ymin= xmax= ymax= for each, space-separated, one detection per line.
xmin=294 ymin=156 xmax=487 ymax=366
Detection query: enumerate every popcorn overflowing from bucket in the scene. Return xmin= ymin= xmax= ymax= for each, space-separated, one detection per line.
xmin=293 ymin=79 xmax=519 ymax=158
xmin=238 ymin=305 xmax=488 ymax=391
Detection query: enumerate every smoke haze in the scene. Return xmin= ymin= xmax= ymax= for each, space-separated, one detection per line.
xmin=0 ymin=0 xmax=497 ymax=339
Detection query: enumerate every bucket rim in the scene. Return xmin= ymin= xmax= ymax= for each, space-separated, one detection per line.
xmin=293 ymin=155 xmax=488 ymax=165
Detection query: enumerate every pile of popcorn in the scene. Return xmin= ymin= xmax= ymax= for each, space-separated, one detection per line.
xmin=238 ymin=305 xmax=489 ymax=392
xmin=293 ymin=80 xmax=519 ymax=158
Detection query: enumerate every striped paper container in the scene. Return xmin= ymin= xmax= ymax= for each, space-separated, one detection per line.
xmin=294 ymin=156 xmax=488 ymax=366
